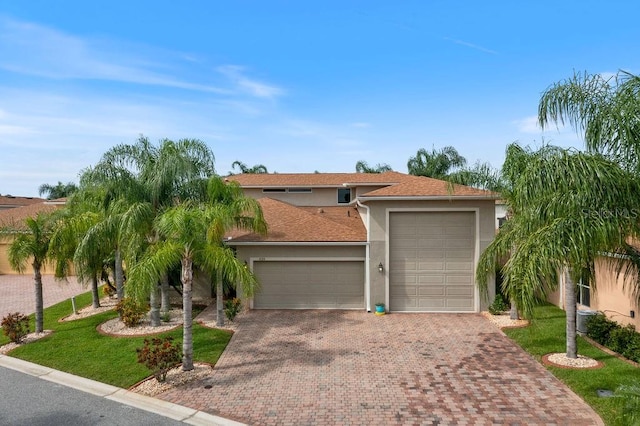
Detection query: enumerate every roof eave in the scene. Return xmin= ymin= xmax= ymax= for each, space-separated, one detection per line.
xmin=356 ymin=195 xmax=500 ymax=202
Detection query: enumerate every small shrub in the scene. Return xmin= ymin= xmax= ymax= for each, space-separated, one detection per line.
xmin=621 ymin=336 xmax=640 ymax=363
xmin=1 ymin=312 xmax=30 ymax=343
xmin=585 ymin=313 xmax=617 ymax=345
xmin=102 ymin=284 xmax=116 ymax=297
xmin=136 ymin=337 xmax=182 ymax=382
xmin=115 ymin=297 xmax=148 ymax=327
xmin=160 ymin=311 xmax=171 ymax=323
xmin=609 ymin=325 xmax=638 ymax=355
xmin=488 ymin=294 xmax=509 ymax=315
xmin=224 ymin=298 xmax=242 ymax=321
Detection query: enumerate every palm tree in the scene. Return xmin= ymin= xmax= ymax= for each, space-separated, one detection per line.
xmin=38 ymin=181 xmax=78 ymax=200
xmin=354 ymin=161 xmax=393 ymax=173
xmin=477 ymin=145 xmax=640 ymax=358
xmin=407 ymin=146 xmax=467 ymax=178
xmin=533 ymin=69 xmax=640 ymax=357
xmin=230 ymin=161 xmax=268 ymax=174
xmin=3 ymin=211 xmax=58 ymax=333
xmin=539 ymin=70 xmax=640 ymax=173
xmin=128 ymin=177 xmax=266 ymax=371
xmin=84 ymin=136 xmax=216 ymax=325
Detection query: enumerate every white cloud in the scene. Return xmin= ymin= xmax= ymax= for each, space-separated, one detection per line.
xmin=217 ymin=65 xmax=284 ymax=99
xmin=0 ymin=16 xmax=228 ymax=93
xmin=351 ymin=122 xmax=371 ymax=128
xmin=442 ymin=37 xmax=498 ymax=55
xmin=513 ymin=116 xmax=541 ymax=133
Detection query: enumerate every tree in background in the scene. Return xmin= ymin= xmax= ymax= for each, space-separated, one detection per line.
xmin=38 ymin=181 xmax=78 ymax=200
xmin=355 ymin=161 xmax=393 ymax=173
xmin=407 ymin=146 xmax=467 ymax=179
xmin=230 ymin=161 xmax=268 ymax=174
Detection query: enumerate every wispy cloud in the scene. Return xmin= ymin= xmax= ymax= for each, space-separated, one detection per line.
xmin=513 ymin=116 xmax=541 ymax=133
xmin=443 ymin=37 xmax=498 ymax=55
xmin=217 ymin=65 xmax=284 ymax=99
xmin=0 ymin=16 xmax=228 ymax=93
xmin=351 ymin=122 xmax=371 ymax=128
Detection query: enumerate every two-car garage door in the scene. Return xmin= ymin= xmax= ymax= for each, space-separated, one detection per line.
xmin=253 ymin=261 xmax=364 ymax=309
xmin=389 ymin=211 xmax=476 ymax=312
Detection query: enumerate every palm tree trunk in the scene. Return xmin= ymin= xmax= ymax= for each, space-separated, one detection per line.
xmin=115 ymin=248 xmax=124 ymax=300
xmin=149 ymin=283 xmax=160 ymax=326
xmin=160 ymin=272 xmax=170 ymax=316
xmin=181 ymin=258 xmax=194 ymax=371
xmin=33 ymin=264 xmax=44 ymax=333
xmin=565 ymin=273 xmax=578 ymax=358
xmin=216 ymin=273 xmax=225 ymax=327
xmin=509 ymin=299 xmax=519 ymax=320
xmin=91 ymin=274 xmax=101 ymax=308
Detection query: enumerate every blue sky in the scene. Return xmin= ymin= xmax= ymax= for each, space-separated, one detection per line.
xmin=1 ymin=1 xmax=639 ymax=196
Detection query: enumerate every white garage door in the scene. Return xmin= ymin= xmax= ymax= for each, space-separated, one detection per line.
xmin=389 ymin=212 xmax=476 ymax=312
xmin=253 ymin=261 xmax=365 ymax=309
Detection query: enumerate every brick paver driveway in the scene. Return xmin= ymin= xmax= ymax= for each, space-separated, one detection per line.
xmin=160 ymin=310 xmax=602 ymax=425
xmin=0 ymin=274 xmax=86 ymax=318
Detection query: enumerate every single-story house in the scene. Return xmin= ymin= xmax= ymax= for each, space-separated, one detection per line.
xmin=224 ymin=171 xmax=498 ymax=313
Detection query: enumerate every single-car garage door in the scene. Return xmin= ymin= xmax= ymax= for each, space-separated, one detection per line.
xmin=253 ymin=261 xmax=364 ymax=309
xmin=389 ymin=212 xmax=475 ymax=312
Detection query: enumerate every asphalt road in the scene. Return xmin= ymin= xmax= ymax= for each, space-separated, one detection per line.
xmin=0 ymin=366 xmax=184 ymax=426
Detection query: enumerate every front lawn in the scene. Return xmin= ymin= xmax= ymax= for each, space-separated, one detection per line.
xmin=0 ymin=290 xmax=232 ymax=388
xmin=504 ymin=304 xmax=638 ymax=426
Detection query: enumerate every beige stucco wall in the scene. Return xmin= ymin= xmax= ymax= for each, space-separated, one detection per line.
xmin=364 ymin=198 xmax=496 ymax=312
xmin=591 ymin=257 xmax=640 ymax=328
xmin=0 ymin=240 xmax=59 ymax=275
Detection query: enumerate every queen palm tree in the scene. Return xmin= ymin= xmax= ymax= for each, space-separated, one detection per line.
xmin=230 ymin=160 xmax=268 ymax=174
xmin=477 ymin=145 xmax=640 ymax=358
xmin=128 ymin=176 xmax=266 ymax=371
xmin=84 ymin=136 xmax=216 ymax=325
xmin=38 ymin=181 xmax=78 ymax=200
xmin=407 ymin=146 xmax=467 ymax=178
xmin=354 ymin=161 xmax=393 ymax=173
xmin=3 ymin=211 xmax=58 ymax=333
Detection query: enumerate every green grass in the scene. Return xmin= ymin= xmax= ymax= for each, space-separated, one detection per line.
xmin=1 ymin=290 xmax=232 ymax=388
xmin=504 ymin=304 xmax=638 ymax=426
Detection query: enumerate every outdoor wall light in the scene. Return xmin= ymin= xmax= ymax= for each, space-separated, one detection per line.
xmin=378 ymin=262 xmax=384 ymax=273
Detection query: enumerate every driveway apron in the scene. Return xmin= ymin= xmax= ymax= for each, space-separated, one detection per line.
xmin=159 ymin=310 xmax=602 ymax=425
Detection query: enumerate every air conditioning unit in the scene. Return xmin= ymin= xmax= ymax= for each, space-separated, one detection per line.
xmin=576 ymin=310 xmax=598 ymax=334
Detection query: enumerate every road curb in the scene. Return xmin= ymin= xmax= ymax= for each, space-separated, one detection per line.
xmin=0 ymin=355 xmax=245 ymax=425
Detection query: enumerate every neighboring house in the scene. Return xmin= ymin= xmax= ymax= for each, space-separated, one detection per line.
xmin=223 ymin=171 xmax=497 ymax=313
xmin=548 ymin=261 xmax=640 ymax=329
xmin=0 ymin=199 xmax=65 ymax=274
xmin=0 ymin=195 xmax=45 ymax=210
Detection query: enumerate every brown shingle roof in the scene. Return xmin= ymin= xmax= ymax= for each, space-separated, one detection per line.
xmin=361 ymin=175 xmax=495 ymax=198
xmin=227 ymin=198 xmax=366 ymax=243
xmin=227 ymin=171 xmax=408 ymax=187
xmin=0 ymin=202 xmax=61 ymax=229
xmin=0 ymin=195 xmax=46 ymax=208
xmin=228 ymin=171 xmax=496 ymax=198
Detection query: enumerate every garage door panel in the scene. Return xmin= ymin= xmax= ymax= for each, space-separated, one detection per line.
xmin=254 ymin=261 xmax=364 ymax=309
xmin=418 ymin=286 xmax=445 ymax=296
xmin=390 ymin=212 xmax=476 ymax=312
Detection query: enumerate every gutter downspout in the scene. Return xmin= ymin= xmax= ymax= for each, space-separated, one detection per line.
xmin=356 ymin=199 xmax=371 ymax=312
